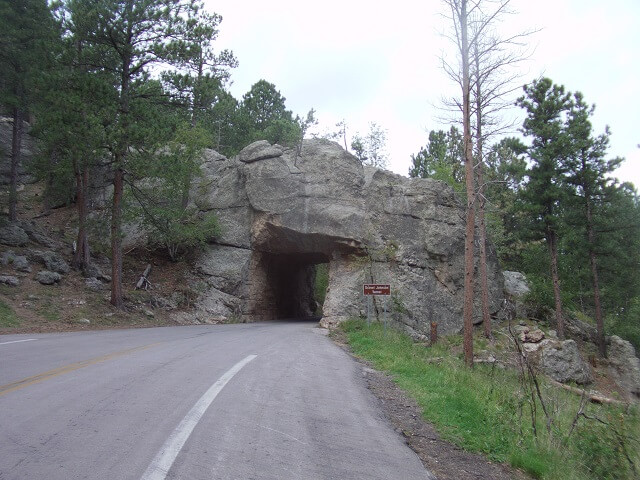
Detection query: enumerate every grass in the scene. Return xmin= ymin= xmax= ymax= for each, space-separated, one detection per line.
xmin=340 ymin=319 xmax=640 ymax=480
xmin=0 ymin=299 xmax=21 ymax=327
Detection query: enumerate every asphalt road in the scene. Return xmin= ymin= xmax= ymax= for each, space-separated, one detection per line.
xmin=0 ymin=322 xmax=435 ymax=480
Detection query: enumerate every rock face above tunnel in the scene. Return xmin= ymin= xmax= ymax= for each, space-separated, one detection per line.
xmin=190 ymin=139 xmax=503 ymax=339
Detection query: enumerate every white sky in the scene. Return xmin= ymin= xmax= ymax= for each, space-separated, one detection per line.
xmin=205 ymin=0 xmax=640 ymax=187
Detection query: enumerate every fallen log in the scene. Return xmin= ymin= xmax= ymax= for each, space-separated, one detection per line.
xmin=135 ymin=264 xmax=152 ymax=290
xmin=548 ymin=379 xmax=625 ymax=406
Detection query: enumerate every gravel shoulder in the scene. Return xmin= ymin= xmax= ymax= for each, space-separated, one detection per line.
xmin=331 ymin=329 xmax=531 ymax=480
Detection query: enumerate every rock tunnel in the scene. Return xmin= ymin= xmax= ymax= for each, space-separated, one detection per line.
xmin=246 ymin=221 xmax=365 ymax=321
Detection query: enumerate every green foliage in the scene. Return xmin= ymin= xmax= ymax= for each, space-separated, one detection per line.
xmin=340 ymin=319 xmax=640 ymax=480
xmin=235 ymin=79 xmax=301 ymax=149
xmin=313 ymin=263 xmax=329 ymax=314
xmin=408 ymin=126 xmax=464 ymax=193
xmin=128 ymin=123 xmax=221 ymax=260
xmin=351 ymin=122 xmax=388 ymax=168
xmin=608 ymin=297 xmax=640 ymax=353
xmin=0 ymin=299 xmax=20 ymax=327
xmin=516 ymin=77 xmax=573 ymax=241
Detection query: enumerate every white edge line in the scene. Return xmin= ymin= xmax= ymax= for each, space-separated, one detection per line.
xmin=0 ymin=339 xmax=37 ymax=346
xmin=140 ymin=354 xmax=257 ymax=480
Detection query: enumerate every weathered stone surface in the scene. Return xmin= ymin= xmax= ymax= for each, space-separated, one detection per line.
xmin=1 ymin=250 xmax=31 ymax=272
xmin=503 ymin=271 xmax=530 ymax=297
xmin=191 ymin=139 xmax=504 ymax=338
xmin=607 ymin=335 xmax=640 ymax=399
xmin=0 ymin=275 xmax=20 ymax=286
xmin=565 ymin=313 xmax=598 ymax=343
xmin=520 ymin=329 xmax=545 ymax=344
xmin=34 ymin=251 xmax=70 ymax=274
xmin=238 ymin=140 xmax=284 ymax=163
xmin=503 ymin=271 xmax=530 ymax=320
xmin=36 ymin=270 xmax=62 ymax=285
xmin=196 ymin=245 xmax=251 ymax=294
xmin=85 ymin=277 xmax=105 ymax=291
xmin=531 ymin=339 xmax=593 ymax=385
xmin=0 ymin=223 xmax=29 ymax=247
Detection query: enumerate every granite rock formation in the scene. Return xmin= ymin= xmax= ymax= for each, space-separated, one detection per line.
xmin=188 ymin=139 xmax=504 ymax=339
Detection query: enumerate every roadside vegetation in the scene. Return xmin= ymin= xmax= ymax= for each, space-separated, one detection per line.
xmin=0 ymin=298 xmax=20 ymax=327
xmin=340 ymin=318 xmax=639 ymax=480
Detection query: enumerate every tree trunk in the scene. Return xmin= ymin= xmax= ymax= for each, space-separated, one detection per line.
xmin=585 ymin=198 xmax=606 ymax=357
xmin=474 ymin=46 xmax=492 ymax=339
xmin=110 ymin=166 xmax=124 ymax=308
xmin=461 ymin=0 xmax=475 ymax=368
xmin=72 ymin=166 xmax=91 ymax=270
xmin=9 ymin=106 xmax=23 ymax=222
xmin=548 ymin=229 xmax=565 ymax=338
xmin=478 ymin=172 xmax=491 ymax=338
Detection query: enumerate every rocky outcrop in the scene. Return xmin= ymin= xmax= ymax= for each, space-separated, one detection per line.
xmin=503 ymin=271 xmax=529 ymax=320
xmin=188 ymin=139 xmax=504 ymax=339
xmin=524 ymin=338 xmax=593 ymax=385
xmin=607 ymin=335 xmax=640 ymax=399
xmin=0 ymin=223 xmax=29 ymax=247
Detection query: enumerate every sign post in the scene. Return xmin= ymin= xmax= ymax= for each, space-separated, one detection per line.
xmin=363 ymin=284 xmax=391 ymax=329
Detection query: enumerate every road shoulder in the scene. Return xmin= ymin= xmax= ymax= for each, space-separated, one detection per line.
xmin=330 ymin=328 xmax=530 ymax=480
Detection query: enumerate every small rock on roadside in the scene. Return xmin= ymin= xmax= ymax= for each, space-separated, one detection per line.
xmin=76 ymin=318 xmax=91 ymax=324
xmin=36 ymin=270 xmax=62 ymax=285
xmin=144 ymin=309 xmax=155 ymax=318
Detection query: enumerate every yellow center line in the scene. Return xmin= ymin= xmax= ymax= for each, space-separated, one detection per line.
xmin=0 ymin=342 xmax=163 ymax=397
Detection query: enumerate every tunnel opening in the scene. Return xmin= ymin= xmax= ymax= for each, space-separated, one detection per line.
xmin=248 ymin=251 xmax=330 ymax=321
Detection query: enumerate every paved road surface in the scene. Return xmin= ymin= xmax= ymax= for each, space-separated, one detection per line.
xmin=0 ymin=322 xmax=434 ymax=480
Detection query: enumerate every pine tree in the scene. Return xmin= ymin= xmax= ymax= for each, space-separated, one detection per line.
xmin=516 ymin=78 xmax=573 ymax=339
xmin=564 ymin=92 xmax=623 ymax=355
xmin=0 ymin=0 xmax=57 ymax=220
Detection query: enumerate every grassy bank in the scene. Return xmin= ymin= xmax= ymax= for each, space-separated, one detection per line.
xmin=340 ymin=319 xmax=639 ymax=480
xmin=0 ymin=299 xmax=20 ymax=327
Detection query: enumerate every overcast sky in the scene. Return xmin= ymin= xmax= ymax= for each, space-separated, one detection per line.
xmin=205 ymin=0 xmax=640 ymax=187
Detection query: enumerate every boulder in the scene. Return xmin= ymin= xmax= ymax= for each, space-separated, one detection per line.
xmin=503 ymin=271 xmax=529 ymax=319
xmin=0 ymin=275 xmax=19 ymax=286
xmin=503 ymin=271 xmax=530 ymax=296
xmin=34 ymin=251 xmax=70 ymax=274
xmin=188 ymin=138 xmax=504 ymax=338
xmin=1 ymin=250 xmax=31 ymax=272
xmin=238 ymin=140 xmax=284 ymax=163
xmin=85 ymin=277 xmax=105 ymax=291
xmin=529 ymin=339 xmax=593 ymax=385
xmin=36 ymin=270 xmax=62 ymax=285
xmin=0 ymin=223 xmax=29 ymax=247
xmin=520 ymin=328 xmax=545 ymax=344
xmin=607 ymin=335 xmax=640 ymax=399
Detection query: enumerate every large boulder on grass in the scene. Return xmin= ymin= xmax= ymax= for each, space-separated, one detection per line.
xmin=525 ymin=339 xmax=593 ymax=385
xmin=607 ymin=335 xmax=640 ymax=399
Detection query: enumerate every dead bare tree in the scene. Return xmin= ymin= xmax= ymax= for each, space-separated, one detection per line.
xmin=469 ymin=2 xmax=536 ymax=338
xmin=440 ymin=0 xmax=536 ymax=350
xmin=441 ymin=0 xmax=475 ymax=367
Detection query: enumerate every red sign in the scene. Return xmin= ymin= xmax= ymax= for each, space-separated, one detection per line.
xmin=363 ymin=284 xmax=391 ymax=296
